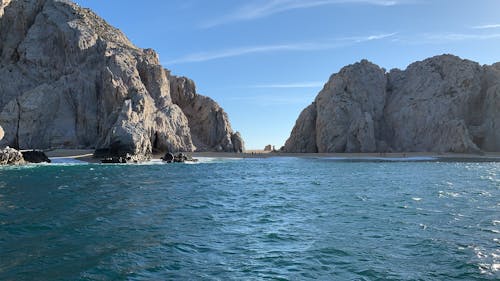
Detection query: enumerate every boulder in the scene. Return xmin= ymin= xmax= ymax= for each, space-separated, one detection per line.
xmin=101 ymin=156 xmax=128 ymax=164
xmin=161 ymin=152 xmax=198 ymax=163
xmin=161 ymin=152 xmax=174 ymax=163
xmin=284 ymin=55 xmax=500 ymax=153
xmin=231 ymin=132 xmax=245 ymax=153
xmin=174 ymin=152 xmax=187 ymax=163
xmin=21 ymin=150 xmax=51 ymax=163
xmin=0 ymin=125 xmax=3 ymax=141
xmin=0 ymin=146 xmax=24 ymax=165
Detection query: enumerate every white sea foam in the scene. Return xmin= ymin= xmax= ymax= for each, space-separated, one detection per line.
xmin=134 ymin=157 xmax=241 ymax=165
xmin=323 ymin=156 xmax=437 ymax=162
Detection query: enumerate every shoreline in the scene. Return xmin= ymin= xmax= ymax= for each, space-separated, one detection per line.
xmin=192 ymin=151 xmax=500 ymax=162
xmin=42 ymin=149 xmax=99 ymax=163
xmin=34 ymin=149 xmax=500 ymax=163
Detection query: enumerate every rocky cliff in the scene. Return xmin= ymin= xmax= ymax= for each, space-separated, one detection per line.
xmin=0 ymin=0 xmax=243 ymax=159
xmin=168 ymin=73 xmax=244 ymax=152
xmin=284 ymin=55 xmax=500 ymax=153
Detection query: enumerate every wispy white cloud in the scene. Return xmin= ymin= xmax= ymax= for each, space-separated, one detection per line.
xmin=392 ymin=31 xmax=500 ymax=45
xmin=165 ymin=32 xmax=397 ymax=65
xmin=470 ymin=24 xmax=500 ymax=30
xmin=251 ymin=82 xmax=325 ymax=88
xmin=202 ymin=0 xmax=404 ymax=28
xmin=423 ymin=32 xmax=500 ymax=42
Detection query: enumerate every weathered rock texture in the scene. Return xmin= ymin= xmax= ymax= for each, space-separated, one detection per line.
xmin=0 ymin=0 xmax=243 ymax=159
xmin=0 ymin=146 xmax=24 ymax=165
xmin=284 ymin=55 xmax=500 ymax=153
xmin=168 ymin=73 xmax=244 ymax=152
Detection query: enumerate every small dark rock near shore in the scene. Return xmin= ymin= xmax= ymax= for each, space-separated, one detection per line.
xmin=22 ymin=150 xmax=51 ymax=163
xmin=161 ymin=152 xmax=198 ymax=163
xmin=101 ymin=153 xmax=134 ymax=164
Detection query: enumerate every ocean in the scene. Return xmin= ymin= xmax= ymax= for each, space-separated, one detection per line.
xmin=0 ymin=157 xmax=498 ymax=280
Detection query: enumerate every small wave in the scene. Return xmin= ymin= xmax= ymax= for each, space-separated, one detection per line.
xmin=322 ymin=156 xmax=437 ymax=162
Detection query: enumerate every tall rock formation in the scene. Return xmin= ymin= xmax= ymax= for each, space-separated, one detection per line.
xmin=0 ymin=0 xmax=243 ymax=159
xmin=168 ymin=73 xmax=244 ymax=152
xmin=284 ymin=55 xmax=500 ymax=153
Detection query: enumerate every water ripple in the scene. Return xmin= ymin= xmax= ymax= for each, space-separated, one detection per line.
xmin=0 ymin=159 xmax=498 ymax=280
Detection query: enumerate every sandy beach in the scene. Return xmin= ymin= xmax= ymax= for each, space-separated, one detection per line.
xmin=38 ymin=149 xmax=500 ymax=163
xmin=192 ymin=151 xmax=500 ymax=161
xmin=42 ymin=149 xmax=98 ymax=163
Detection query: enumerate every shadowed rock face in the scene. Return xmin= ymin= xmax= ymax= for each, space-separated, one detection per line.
xmin=284 ymin=55 xmax=500 ymax=153
xmin=0 ymin=0 xmax=243 ymax=159
xmin=168 ymin=73 xmax=244 ymax=152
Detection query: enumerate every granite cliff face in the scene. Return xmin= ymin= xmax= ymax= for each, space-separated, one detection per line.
xmin=284 ymin=55 xmax=500 ymax=153
xmin=168 ymin=73 xmax=244 ymax=152
xmin=0 ymin=0 xmax=243 ymax=159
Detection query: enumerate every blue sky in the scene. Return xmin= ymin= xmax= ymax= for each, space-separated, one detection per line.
xmin=75 ymin=0 xmax=500 ymax=149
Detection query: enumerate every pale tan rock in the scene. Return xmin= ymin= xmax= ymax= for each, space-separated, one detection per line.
xmin=0 ymin=125 xmax=3 ymax=141
xmin=0 ymin=0 xmax=242 ymax=158
xmin=168 ymin=73 xmax=245 ymax=152
xmin=0 ymin=0 xmax=11 ymax=17
xmin=0 ymin=146 xmax=24 ymax=165
xmin=285 ymin=55 xmax=500 ymax=153
xmin=284 ymin=103 xmax=318 ymax=153
xmin=285 ymin=60 xmax=386 ymax=153
xmin=384 ymin=55 xmax=482 ymax=152
xmin=231 ymin=132 xmax=244 ymax=153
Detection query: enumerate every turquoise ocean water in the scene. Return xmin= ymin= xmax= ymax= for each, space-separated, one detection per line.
xmin=0 ymin=157 xmax=499 ymax=280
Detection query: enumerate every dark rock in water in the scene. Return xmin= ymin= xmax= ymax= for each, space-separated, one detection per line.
xmin=22 ymin=150 xmax=51 ymax=163
xmin=162 ymin=152 xmax=198 ymax=163
xmin=101 ymin=157 xmax=126 ymax=164
xmin=161 ymin=152 xmax=175 ymax=163
xmin=174 ymin=152 xmax=187 ymax=163
xmin=95 ymin=146 xmax=149 ymax=163
xmin=0 ymin=147 xmax=25 ymax=165
xmin=101 ymin=153 xmax=134 ymax=164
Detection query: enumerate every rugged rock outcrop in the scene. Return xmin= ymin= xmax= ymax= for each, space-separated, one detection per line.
xmin=0 ymin=0 xmax=11 ymax=17
xmin=0 ymin=0 xmax=243 ymax=160
xmin=21 ymin=150 xmax=51 ymax=163
xmin=0 ymin=146 xmax=24 ymax=165
xmin=284 ymin=55 xmax=500 ymax=153
xmin=168 ymin=73 xmax=244 ymax=152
